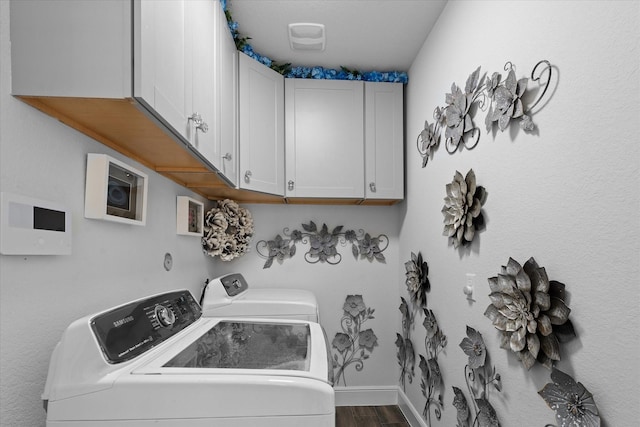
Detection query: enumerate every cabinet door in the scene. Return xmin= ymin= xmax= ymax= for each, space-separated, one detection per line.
xmin=285 ymin=79 xmax=364 ymax=198
xmin=217 ymin=4 xmax=239 ymax=187
xmin=238 ymin=53 xmax=285 ymax=196
xmin=135 ymin=0 xmax=191 ymax=140
xmin=364 ymin=82 xmax=404 ymax=200
xmin=188 ymin=0 xmax=219 ymax=169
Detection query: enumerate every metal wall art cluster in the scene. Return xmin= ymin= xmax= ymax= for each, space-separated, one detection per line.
xmin=398 ymin=251 xmax=449 ymax=425
xmin=331 ymin=295 xmax=378 ymax=386
xmin=255 ymin=221 xmax=388 ymax=268
xmin=416 ymin=60 xmax=553 ymax=166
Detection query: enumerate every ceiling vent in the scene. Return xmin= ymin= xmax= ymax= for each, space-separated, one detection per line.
xmin=288 ymin=23 xmax=325 ymax=51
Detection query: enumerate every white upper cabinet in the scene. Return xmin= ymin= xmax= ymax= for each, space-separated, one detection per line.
xmin=238 ymin=53 xmax=285 ymax=196
xmin=364 ymin=82 xmax=404 ymax=200
xmin=136 ymin=0 xmax=224 ymax=171
xmin=285 ymin=79 xmax=365 ymax=199
xmin=135 ymin=0 xmax=190 ymax=140
xmin=217 ymin=5 xmax=239 ymax=187
xmin=187 ymin=0 xmax=219 ymax=170
xmin=10 ymin=0 xmax=132 ymax=98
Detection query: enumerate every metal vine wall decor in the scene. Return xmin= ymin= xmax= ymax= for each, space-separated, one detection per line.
xmin=404 ymin=251 xmax=431 ymax=307
xmin=419 ymin=308 xmax=448 ymax=425
xmin=417 ymin=60 xmax=553 ymax=166
xmin=331 ymin=295 xmax=377 ymax=386
xmin=256 ymin=221 xmax=388 ymax=268
xmin=483 ymin=257 xmax=576 ymax=370
xmin=442 ymin=169 xmax=487 ymax=249
xmin=539 ymin=368 xmax=601 ymax=427
xmin=396 ymin=297 xmax=416 ymax=391
xmin=454 ymin=326 xmax=503 ymax=427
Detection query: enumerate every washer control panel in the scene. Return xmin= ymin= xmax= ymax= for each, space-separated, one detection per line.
xmin=91 ymin=290 xmax=201 ymax=364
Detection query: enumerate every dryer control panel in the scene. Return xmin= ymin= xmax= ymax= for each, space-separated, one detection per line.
xmin=90 ymin=290 xmax=201 ymax=364
xmin=219 ymin=273 xmax=249 ymax=297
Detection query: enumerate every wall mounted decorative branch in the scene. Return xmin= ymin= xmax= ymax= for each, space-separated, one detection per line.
xmin=417 ymin=60 xmax=554 ymax=166
xmin=419 ymin=308 xmax=448 ymax=425
xmin=396 ymin=297 xmax=416 ymax=391
xmin=332 ymin=295 xmax=377 ymax=386
xmin=454 ymin=326 xmax=503 ymax=427
xmin=256 ymin=221 xmax=388 ymax=268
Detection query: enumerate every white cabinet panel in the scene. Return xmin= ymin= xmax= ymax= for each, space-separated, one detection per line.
xmin=217 ymin=6 xmax=239 ymax=187
xmin=285 ymin=80 xmax=364 ymax=198
xmin=365 ymin=82 xmax=404 ymax=199
xmin=238 ymin=53 xmax=285 ymax=196
xmin=189 ymin=0 xmax=219 ymax=169
xmin=136 ymin=0 xmax=190 ymax=140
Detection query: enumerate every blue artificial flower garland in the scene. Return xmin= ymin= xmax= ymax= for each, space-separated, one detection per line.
xmin=220 ymin=0 xmax=408 ymax=83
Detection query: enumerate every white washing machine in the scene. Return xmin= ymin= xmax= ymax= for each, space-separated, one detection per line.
xmin=42 ymin=290 xmax=334 ymax=426
xmin=201 ymin=273 xmax=320 ymax=322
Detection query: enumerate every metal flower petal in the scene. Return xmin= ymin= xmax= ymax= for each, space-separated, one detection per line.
xmin=538 ymin=368 xmax=601 ymax=427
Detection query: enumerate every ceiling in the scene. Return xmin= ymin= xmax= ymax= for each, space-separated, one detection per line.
xmin=228 ymin=0 xmax=448 ymax=72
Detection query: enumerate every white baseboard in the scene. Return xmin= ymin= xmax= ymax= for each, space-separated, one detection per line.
xmin=397 ymin=388 xmax=428 ymax=427
xmin=334 ymin=386 xmax=427 ymax=427
xmin=334 ymin=385 xmax=399 ymax=406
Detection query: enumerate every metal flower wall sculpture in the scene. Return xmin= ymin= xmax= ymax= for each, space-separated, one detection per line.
xmin=404 ymin=252 xmax=431 ymax=307
xmin=396 ymin=297 xmax=416 ymax=391
xmin=332 ymin=295 xmax=377 ymax=386
xmin=417 ymin=60 xmax=553 ymax=166
xmin=442 ymin=169 xmax=487 ymax=249
xmin=419 ymin=308 xmax=448 ymax=425
xmin=256 ymin=221 xmax=388 ymax=268
xmin=202 ymin=199 xmax=254 ymax=261
xmin=484 ymin=257 xmax=576 ymax=370
xmin=539 ymin=368 xmax=601 ymax=427
xmin=454 ymin=326 xmax=503 ymax=427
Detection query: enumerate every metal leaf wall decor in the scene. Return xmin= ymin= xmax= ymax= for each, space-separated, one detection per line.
xmin=442 ymin=169 xmax=487 ymax=249
xmin=256 ymin=221 xmax=388 ymax=268
xmin=396 ymin=297 xmax=416 ymax=391
xmin=404 ymin=251 xmax=431 ymax=308
xmin=419 ymin=308 xmax=448 ymax=425
xmin=417 ymin=60 xmax=554 ymax=166
xmin=453 ymin=326 xmax=503 ymax=427
xmin=539 ymin=368 xmax=601 ymax=427
xmin=332 ymin=295 xmax=377 ymax=386
xmin=483 ymin=257 xmax=576 ymax=370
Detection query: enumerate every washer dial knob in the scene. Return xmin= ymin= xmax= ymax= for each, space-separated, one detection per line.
xmin=154 ymin=304 xmax=176 ymax=327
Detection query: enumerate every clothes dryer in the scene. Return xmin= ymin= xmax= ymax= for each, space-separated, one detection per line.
xmin=201 ymin=273 xmax=320 ymax=322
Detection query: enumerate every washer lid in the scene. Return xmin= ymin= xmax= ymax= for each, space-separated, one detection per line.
xmin=203 ymin=288 xmax=318 ymax=316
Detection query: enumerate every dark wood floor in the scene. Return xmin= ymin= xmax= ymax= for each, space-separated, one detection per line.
xmin=336 ymin=406 xmax=410 ymax=427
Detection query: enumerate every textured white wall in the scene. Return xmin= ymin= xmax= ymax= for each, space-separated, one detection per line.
xmin=0 ymin=2 xmax=402 ymax=426
xmin=204 ymin=203 xmax=402 ymax=389
xmin=401 ymin=1 xmax=639 ymax=426
xmin=0 ymin=2 xmax=211 ymax=425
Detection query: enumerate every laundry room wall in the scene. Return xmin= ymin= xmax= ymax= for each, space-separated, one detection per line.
xmin=399 ymin=1 xmax=639 ymax=426
xmin=0 ymin=2 xmax=211 ymax=425
xmin=205 ymin=203 xmax=402 ymax=395
xmin=0 ymin=2 xmax=403 ymax=425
